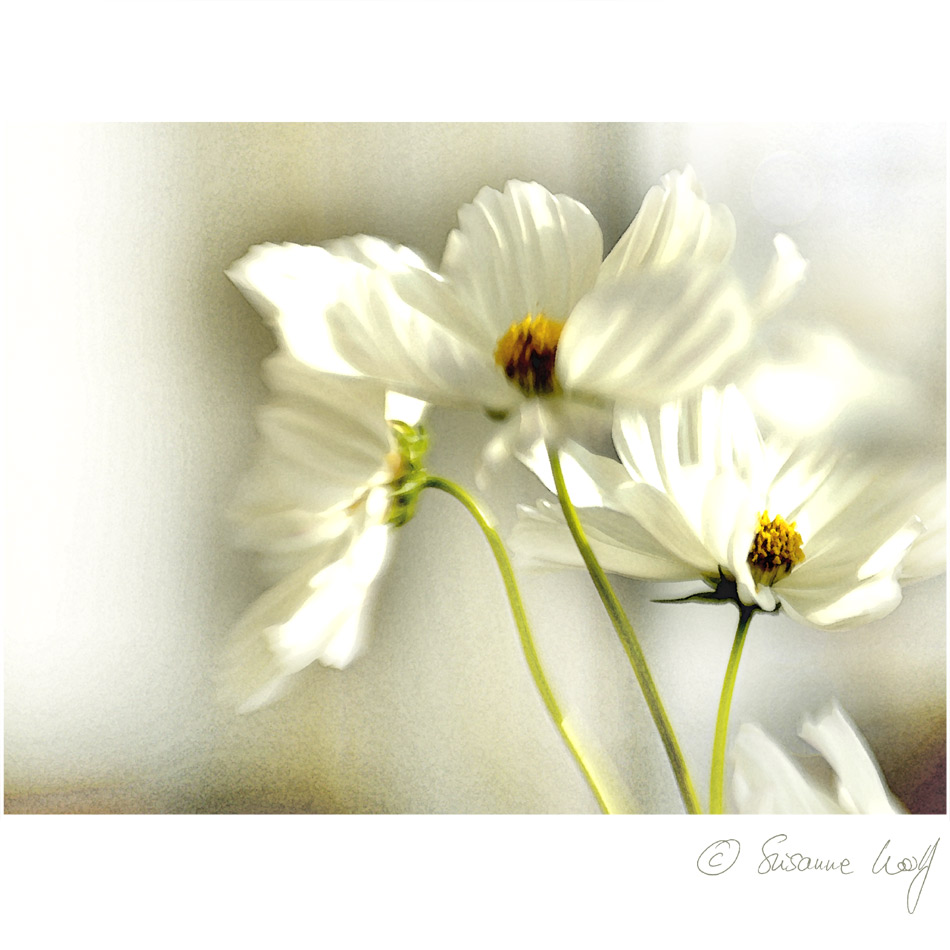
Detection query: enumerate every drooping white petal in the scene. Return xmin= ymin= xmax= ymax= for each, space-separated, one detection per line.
xmin=441 ymin=180 xmax=604 ymax=342
xmin=476 ymin=398 xmax=615 ymax=491
xmin=510 ymin=500 xmax=701 ymax=581
xmin=559 ymin=264 xmax=752 ymax=405
xmin=220 ymin=521 xmax=392 ymax=713
xmin=219 ymin=525 xmax=390 ymax=712
xmin=778 ymin=567 xmax=910 ymax=630
xmin=612 ymin=482 xmax=720 ymax=575
xmin=598 ymin=167 xmax=736 ymax=281
xmin=517 ymin=438 xmax=633 ymax=511
xmin=232 ymin=506 xmax=356 ymax=584
xmin=731 ymin=722 xmax=844 ymax=814
xmin=798 ymin=702 xmax=904 ymax=814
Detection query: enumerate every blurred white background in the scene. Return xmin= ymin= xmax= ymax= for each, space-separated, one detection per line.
xmin=3 ymin=123 xmax=945 ymax=813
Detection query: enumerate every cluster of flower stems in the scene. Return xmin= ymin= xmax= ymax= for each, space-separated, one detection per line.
xmin=425 ymin=442 xmax=751 ymax=815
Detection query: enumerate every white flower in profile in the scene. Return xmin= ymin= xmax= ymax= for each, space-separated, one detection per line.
xmin=731 ymin=701 xmax=905 ymax=814
xmin=226 ymin=169 xmax=805 ymax=458
xmin=513 ymin=386 xmax=944 ymax=629
xmin=221 ymin=352 xmax=427 ymax=712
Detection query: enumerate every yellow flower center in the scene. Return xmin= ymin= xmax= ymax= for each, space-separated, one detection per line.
xmin=493 ymin=313 xmax=566 ymax=397
xmin=747 ymin=510 xmax=805 ymax=586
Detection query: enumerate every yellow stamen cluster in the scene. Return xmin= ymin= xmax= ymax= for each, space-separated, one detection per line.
xmin=747 ymin=510 xmax=805 ymax=587
xmin=493 ymin=313 xmax=566 ymax=397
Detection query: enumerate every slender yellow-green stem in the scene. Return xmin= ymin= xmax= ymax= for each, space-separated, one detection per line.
xmin=422 ymin=474 xmax=612 ymax=814
xmin=709 ymin=607 xmax=755 ymax=814
xmin=546 ymin=446 xmax=702 ymax=815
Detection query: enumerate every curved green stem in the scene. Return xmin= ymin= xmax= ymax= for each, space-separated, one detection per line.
xmin=422 ymin=474 xmax=612 ymax=814
xmin=546 ymin=445 xmax=702 ymax=815
xmin=709 ymin=607 xmax=755 ymax=814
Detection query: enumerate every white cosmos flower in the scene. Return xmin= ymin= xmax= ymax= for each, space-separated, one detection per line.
xmin=226 ymin=169 xmax=806 ymax=458
xmin=512 ymin=386 xmax=944 ymax=630
xmin=731 ymin=701 xmax=905 ymax=814
xmin=221 ymin=352 xmax=426 ymax=713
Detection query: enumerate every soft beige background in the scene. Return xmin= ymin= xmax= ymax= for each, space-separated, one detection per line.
xmin=3 ymin=123 xmax=945 ymax=813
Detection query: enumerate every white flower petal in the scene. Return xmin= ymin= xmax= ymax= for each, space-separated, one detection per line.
xmin=612 ymin=388 xmax=772 ymax=591
xmin=219 ymin=522 xmax=392 ymax=712
xmin=731 ymin=722 xmax=843 ymax=814
xmin=518 ymin=438 xmax=632 ymax=510
xmin=559 ymin=265 xmax=752 ymax=405
xmin=754 ymin=233 xmax=808 ymax=314
xmin=790 ymin=468 xmax=930 ymax=573
xmin=613 ymin=482 xmax=719 ymax=575
xmin=612 ymin=405 xmax=666 ymax=490
xmin=228 ymin=240 xmax=513 ymax=411
xmin=799 ymin=702 xmax=904 ymax=814
xmin=231 ymin=359 xmax=395 ymax=538
xmin=385 ymin=391 xmax=427 ymax=426
xmin=700 ymin=473 xmax=766 ymax=605
xmin=858 ymin=521 xmax=925 ymax=580
xmin=233 ymin=508 xmax=355 ymax=583
xmin=441 ymin=180 xmax=604 ymax=341
xmin=598 ymin=167 xmax=736 ymax=280
xmin=778 ymin=570 xmax=906 ymax=630
xmin=900 ymin=481 xmax=947 ymax=583
xmin=510 ymin=500 xmax=701 ymax=581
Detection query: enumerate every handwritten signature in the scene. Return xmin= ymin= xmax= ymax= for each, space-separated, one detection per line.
xmin=697 ymin=834 xmax=939 ymax=914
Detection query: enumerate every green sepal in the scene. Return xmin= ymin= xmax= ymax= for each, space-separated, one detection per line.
xmin=386 ymin=421 xmax=430 ymax=528
xmin=653 ymin=570 xmax=779 ymax=617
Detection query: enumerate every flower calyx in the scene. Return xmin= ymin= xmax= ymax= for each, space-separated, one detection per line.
xmin=653 ymin=570 xmax=777 ymax=620
xmin=493 ymin=313 xmax=566 ymax=397
xmin=385 ymin=420 xmax=430 ymax=527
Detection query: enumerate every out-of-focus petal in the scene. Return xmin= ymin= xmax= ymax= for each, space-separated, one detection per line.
xmin=732 ymin=702 xmax=904 ymax=814
xmin=754 ymin=233 xmax=808 ymax=315
xmin=901 ymin=481 xmax=947 ymax=583
xmin=731 ymin=722 xmax=842 ymax=814
xmin=799 ymin=702 xmax=905 ymax=814
xmin=231 ymin=358 xmax=394 ymax=546
xmin=598 ymin=167 xmax=736 ymax=280
xmin=219 ymin=521 xmax=392 ymax=713
xmin=441 ymin=180 xmax=604 ymax=342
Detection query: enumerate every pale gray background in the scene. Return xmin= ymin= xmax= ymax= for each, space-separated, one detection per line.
xmin=3 ymin=123 xmax=945 ymax=813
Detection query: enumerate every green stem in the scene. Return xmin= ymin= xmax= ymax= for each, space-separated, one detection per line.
xmin=709 ymin=607 xmax=755 ymax=814
xmin=546 ymin=445 xmax=702 ymax=815
xmin=422 ymin=474 xmax=612 ymax=814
